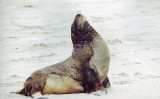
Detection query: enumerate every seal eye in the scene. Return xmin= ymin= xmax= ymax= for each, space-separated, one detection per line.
xmin=26 ymin=77 xmax=32 ymax=81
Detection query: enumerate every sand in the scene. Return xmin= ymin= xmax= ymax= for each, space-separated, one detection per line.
xmin=0 ymin=0 xmax=160 ymax=99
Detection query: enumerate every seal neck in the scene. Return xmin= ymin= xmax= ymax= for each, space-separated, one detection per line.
xmin=71 ymin=25 xmax=97 ymax=45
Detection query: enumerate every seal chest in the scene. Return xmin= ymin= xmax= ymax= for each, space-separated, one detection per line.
xmin=90 ymin=36 xmax=110 ymax=82
xmin=42 ymin=74 xmax=84 ymax=94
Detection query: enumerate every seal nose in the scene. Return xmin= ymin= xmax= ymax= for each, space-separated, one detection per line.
xmin=76 ymin=14 xmax=81 ymax=17
xmin=75 ymin=14 xmax=81 ymax=21
xmin=75 ymin=14 xmax=84 ymax=22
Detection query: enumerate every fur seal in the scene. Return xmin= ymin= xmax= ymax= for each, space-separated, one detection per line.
xmin=16 ymin=14 xmax=110 ymax=97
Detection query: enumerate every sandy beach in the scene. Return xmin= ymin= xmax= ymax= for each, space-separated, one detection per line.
xmin=0 ymin=0 xmax=160 ymax=99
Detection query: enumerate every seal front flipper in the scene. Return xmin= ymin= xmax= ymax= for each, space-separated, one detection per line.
xmin=82 ymin=67 xmax=104 ymax=93
xmin=102 ymin=75 xmax=111 ymax=88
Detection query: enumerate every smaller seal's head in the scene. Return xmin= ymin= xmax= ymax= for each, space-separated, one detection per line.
xmin=71 ymin=14 xmax=97 ymax=44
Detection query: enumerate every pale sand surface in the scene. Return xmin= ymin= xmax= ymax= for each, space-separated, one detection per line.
xmin=0 ymin=0 xmax=160 ymax=99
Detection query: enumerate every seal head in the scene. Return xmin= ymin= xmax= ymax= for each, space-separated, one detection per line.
xmin=71 ymin=14 xmax=97 ymax=44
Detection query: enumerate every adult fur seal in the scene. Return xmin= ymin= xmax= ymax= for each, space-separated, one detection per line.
xmin=16 ymin=14 xmax=110 ymax=97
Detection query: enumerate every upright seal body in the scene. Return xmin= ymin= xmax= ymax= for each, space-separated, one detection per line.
xmin=16 ymin=14 xmax=110 ymax=97
xmin=71 ymin=14 xmax=110 ymax=92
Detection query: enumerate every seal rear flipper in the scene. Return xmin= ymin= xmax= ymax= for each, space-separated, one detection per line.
xmin=16 ymin=88 xmax=25 ymax=95
xmin=16 ymin=86 xmax=34 ymax=97
xmin=82 ymin=67 xmax=104 ymax=93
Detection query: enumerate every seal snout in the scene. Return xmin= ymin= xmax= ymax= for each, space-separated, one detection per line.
xmin=72 ymin=14 xmax=86 ymax=30
xmin=74 ymin=14 xmax=86 ymax=23
xmin=76 ymin=14 xmax=81 ymax=17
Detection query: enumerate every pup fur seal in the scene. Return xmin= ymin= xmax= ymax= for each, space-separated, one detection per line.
xmin=16 ymin=14 xmax=110 ymax=97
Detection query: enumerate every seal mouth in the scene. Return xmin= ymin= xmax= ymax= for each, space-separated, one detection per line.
xmin=72 ymin=14 xmax=86 ymax=31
